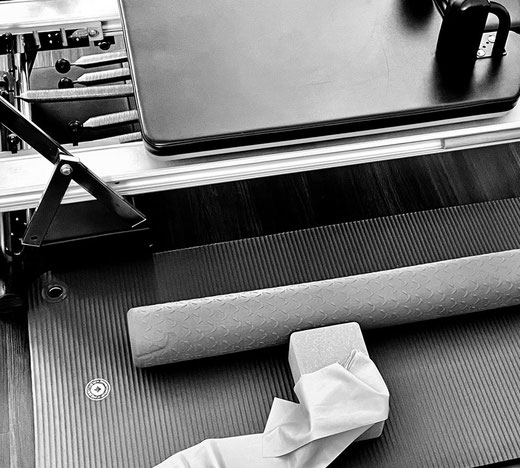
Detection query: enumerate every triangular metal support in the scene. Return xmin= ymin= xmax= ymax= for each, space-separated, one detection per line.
xmin=0 ymin=96 xmax=146 ymax=248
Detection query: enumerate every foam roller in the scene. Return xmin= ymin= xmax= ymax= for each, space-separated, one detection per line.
xmin=128 ymin=249 xmax=520 ymax=367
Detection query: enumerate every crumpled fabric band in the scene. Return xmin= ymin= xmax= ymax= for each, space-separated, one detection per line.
xmin=155 ymin=350 xmax=389 ymax=468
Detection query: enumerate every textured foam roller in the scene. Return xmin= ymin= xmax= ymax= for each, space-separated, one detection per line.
xmin=128 ymin=249 xmax=520 ymax=367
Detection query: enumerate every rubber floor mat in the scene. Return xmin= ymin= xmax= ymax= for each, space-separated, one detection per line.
xmin=28 ymin=198 xmax=520 ymax=467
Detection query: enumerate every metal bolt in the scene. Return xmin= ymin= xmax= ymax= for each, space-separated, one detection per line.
xmin=88 ymin=29 xmax=99 ymax=37
xmin=59 ymin=77 xmax=74 ymax=89
xmin=488 ymin=34 xmax=496 ymax=43
xmin=7 ymin=133 xmax=20 ymax=154
xmin=99 ymin=40 xmax=111 ymax=51
xmin=477 ymin=49 xmax=486 ymax=58
xmin=60 ymin=164 xmax=73 ymax=176
xmin=55 ymin=58 xmax=71 ymax=74
xmin=7 ymin=133 xmax=19 ymax=145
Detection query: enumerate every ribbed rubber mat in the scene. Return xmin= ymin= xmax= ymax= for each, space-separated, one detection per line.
xmin=343 ymin=309 xmax=520 ymax=468
xmin=152 ymin=197 xmax=520 ymax=302
xmin=29 ymin=198 xmax=520 ymax=467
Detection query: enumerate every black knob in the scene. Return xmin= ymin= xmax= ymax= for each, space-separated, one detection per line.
xmin=58 ymin=77 xmax=74 ymax=89
xmin=68 ymin=119 xmax=83 ymax=135
xmin=68 ymin=120 xmax=83 ymax=147
xmin=7 ymin=133 xmax=20 ymax=153
xmin=436 ymin=0 xmax=511 ymax=70
xmin=99 ymin=41 xmax=111 ymax=51
xmin=55 ymin=58 xmax=71 ymax=74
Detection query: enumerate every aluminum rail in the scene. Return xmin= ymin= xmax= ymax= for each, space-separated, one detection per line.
xmin=0 ymin=0 xmax=122 ymax=36
xmin=2 ymin=0 xmax=520 ymax=213
xmin=2 ymin=105 xmax=520 ymax=212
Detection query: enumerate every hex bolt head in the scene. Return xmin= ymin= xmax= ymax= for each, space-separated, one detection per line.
xmin=88 ymin=29 xmax=99 ymax=37
xmin=60 ymin=164 xmax=73 ymax=176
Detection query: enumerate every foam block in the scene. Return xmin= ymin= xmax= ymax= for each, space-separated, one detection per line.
xmin=288 ymin=323 xmax=368 ymax=382
xmin=288 ymin=323 xmax=384 ymax=441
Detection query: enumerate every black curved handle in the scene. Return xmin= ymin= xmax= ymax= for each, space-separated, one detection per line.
xmin=489 ymin=1 xmax=511 ymax=57
xmin=436 ymin=0 xmax=511 ymax=70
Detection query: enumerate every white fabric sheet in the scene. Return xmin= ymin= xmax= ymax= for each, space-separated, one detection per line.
xmin=155 ymin=351 xmax=389 ymax=468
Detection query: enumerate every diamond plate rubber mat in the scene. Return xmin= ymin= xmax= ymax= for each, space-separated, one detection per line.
xmin=28 ymin=198 xmax=520 ymax=467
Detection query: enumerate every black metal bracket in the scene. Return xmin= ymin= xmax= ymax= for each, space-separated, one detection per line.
xmin=0 ymin=95 xmax=146 ymax=247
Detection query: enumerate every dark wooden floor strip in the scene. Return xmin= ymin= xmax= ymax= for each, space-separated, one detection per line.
xmin=0 ymin=432 xmax=10 ymax=468
xmin=0 ymin=319 xmax=9 ymax=435
xmin=137 ymin=144 xmax=520 ymax=251
xmin=6 ymin=316 xmax=34 ymax=468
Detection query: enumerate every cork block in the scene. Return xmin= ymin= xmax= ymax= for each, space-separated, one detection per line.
xmin=288 ymin=323 xmax=385 ymax=441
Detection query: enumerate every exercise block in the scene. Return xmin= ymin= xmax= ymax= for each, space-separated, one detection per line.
xmin=288 ymin=323 xmax=385 ymax=441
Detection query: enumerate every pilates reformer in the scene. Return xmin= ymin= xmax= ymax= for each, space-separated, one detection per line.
xmin=3 ymin=0 xmax=520 ymax=467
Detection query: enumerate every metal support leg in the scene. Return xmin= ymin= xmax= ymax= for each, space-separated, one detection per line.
xmin=0 ymin=95 xmax=146 ymax=247
xmin=22 ymin=159 xmax=76 ymax=247
xmin=22 ymin=156 xmax=146 ymax=247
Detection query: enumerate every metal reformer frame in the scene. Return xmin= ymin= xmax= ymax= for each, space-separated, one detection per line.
xmin=0 ymin=96 xmax=146 ymax=248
